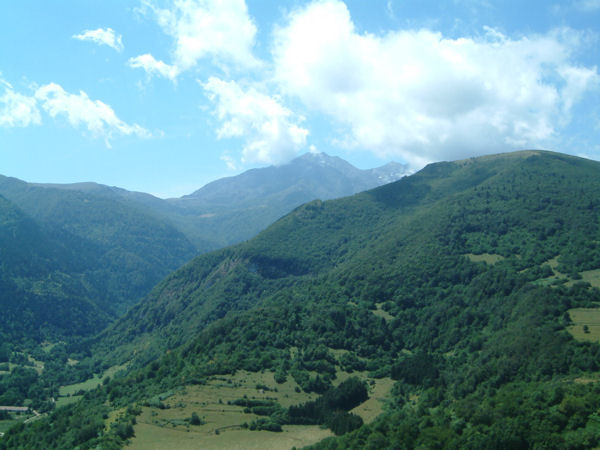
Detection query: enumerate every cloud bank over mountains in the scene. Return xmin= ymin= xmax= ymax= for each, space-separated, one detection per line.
xmin=1 ymin=0 xmax=599 ymax=170
xmin=272 ymin=1 xmax=599 ymax=166
xmin=132 ymin=0 xmax=599 ymax=168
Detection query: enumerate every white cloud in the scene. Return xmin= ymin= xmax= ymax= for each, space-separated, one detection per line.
xmin=272 ymin=0 xmax=600 ymax=167
xmin=0 ymin=80 xmax=41 ymax=127
xmin=203 ymin=77 xmax=308 ymax=165
xmin=220 ymin=154 xmax=239 ymax=170
xmin=73 ymin=27 xmax=124 ymax=52
xmin=576 ymin=0 xmax=600 ymax=11
xmin=132 ymin=0 xmax=259 ymax=79
xmin=35 ymin=83 xmax=151 ymax=147
xmin=128 ymin=54 xmax=179 ymax=80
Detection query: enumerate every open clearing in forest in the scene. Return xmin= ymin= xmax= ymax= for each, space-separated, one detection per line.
xmin=373 ymin=303 xmax=394 ymax=322
xmin=58 ymin=363 xmax=129 ymax=397
xmin=567 ymin=308 xmax=600 ymax=342
xmin=128 ymin=370 xmax=393 ymax=449
xmin=128 ymin=370 xmax=326 ymax=450
xmin=465 ymin=253 xmax=505 ymax=265
xmin=129 ymin=422 xmax=332 ymax=450
xmin=0 ymin=412 xmax=35 ymax=434
xmin=567 ymin=269 xmax=600 ymax=289
xmin=530 ymin=256 xmax=600 ymax=288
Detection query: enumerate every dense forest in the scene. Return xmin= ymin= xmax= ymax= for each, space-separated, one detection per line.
xmin=3 ymin=150 xmax=600 ymax=448
xmin=0 ymin=152 xmax=404 ymax=344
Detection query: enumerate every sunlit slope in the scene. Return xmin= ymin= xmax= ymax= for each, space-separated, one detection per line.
xmin=8 ymin=150 xmax=600 ymax=449
xmin=101 ymin=150 xmax=600 ymax=362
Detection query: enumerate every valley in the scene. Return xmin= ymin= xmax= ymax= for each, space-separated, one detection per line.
xmin=3 ymin=150 xmax=600 ymax=448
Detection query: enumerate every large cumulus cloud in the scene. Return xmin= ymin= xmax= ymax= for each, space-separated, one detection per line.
xmin=272 ymin=0 xmax=599 ymax=167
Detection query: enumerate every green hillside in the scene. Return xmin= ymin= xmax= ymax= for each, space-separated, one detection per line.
xmin=4 ymin=150 xmax=600 ymax=448
xmin=0 ymin=176 xmax=198 ymax=316
xmin=0 ymin=194 xmax=112 ymax=343
xmin=99 ymin=150 xmax=600 ymax=362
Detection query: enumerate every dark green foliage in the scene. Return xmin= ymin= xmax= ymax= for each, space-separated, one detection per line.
xmin=326 ymin=411 xmax=364 ymax=436
xmin=287 ymin=377 xmax=368 ymax=433
xmin=0 ymin=387 xmax=110 ymax=449
xmin=9 ymin=150 xmax=600 ymax=449
xmin=0 ymin=343 xmax=10 ymax=363
xmin=248 ymin=417 xmax=283 ymax=432
xmin=0 ymin=178 xmax=198 ymax=323
xmin=190 ymin=411 xmax=203 ymax=425
xmin=391 ymin=351 xmax=441 ymax=386
xmin=0 ymin=195 xmax=114 ymax=343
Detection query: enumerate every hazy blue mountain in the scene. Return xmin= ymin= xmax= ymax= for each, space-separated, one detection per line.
xmin=0 ymin=152 xmax=407 ymax=336
xmin=0 ymin=194 xmax=112 ymax=342
xmin=0 ymin=175 xmax=197 ymax=318
xmin=166 ymin=152 xmax=410 ymax=249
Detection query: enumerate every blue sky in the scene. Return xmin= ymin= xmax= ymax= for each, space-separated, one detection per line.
xmin=1 ymin=0 xmax=599 ymax=197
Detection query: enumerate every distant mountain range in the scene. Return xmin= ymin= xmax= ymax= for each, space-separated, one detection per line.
xmin=167 ymin=152 xmax=410 ymax=249
xmin=6 ymin=150 xmax=600 ymax=449
xmin=0 ymin=153 xmax=408 ymax=340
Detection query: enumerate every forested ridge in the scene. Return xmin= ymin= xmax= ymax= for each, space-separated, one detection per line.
xmin=4 ymin=150 xmax=600 ymax=448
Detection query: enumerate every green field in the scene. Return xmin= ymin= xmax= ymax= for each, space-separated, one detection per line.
xmin=130 ymin=422 xmax=332 ymax=450
xmin=0 ymin=419 xmax=21 ymax=434
xmin=465 ymin=253 xmax=505 ymax=265
xmin=533 ymin=257 xmax=600 ymax=289
xmin=58 ymin=363 xmax=129 ymax=397
xmin=0 ymin=412 xmax=35 ymax=434
xmin=334 ymin=373 xmax=394 ymax=424
xmin=567 ymin=269 xmax=600 ymax=289
xmin=126 ymin=369 xmax=390 ymax=449
xmin=567 ymin=308 xmax=600 ymax=342
xmin=127 ymin=370 xmax=328 ymax=449
xmin=373 ymin=303 xmax=394 ymax=322
xmin=55 ymin=395 xmax=83 ymax=408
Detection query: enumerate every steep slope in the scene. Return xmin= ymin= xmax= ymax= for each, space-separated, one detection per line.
xmin=0 ymin=152 xmax=405 ymax=341
xmin=0 ymin=195 xmax=112 ymax=342
xmin=99 ymin=150 xmax=600 ymax=364
xmin=8 ymin=150 xmax=600 ymax=449
xmin=0 ymin=175 xmax=197 ymax=316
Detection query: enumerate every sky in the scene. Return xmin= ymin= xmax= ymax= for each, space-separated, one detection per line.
xmin=1 ymin=0 xmax=600 ymax=198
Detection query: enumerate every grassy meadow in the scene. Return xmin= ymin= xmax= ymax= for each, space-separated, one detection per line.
xmin=125 ymin=369 xmax=391 ymax=449
xmin=567 ymin=308 xmax=600 ymax=343
xmin=56 ymin=363 xmax=130 ymax=408
xmin=465 ymin=253 xmax=505 ymax=265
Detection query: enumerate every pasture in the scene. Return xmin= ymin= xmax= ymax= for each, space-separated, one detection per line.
xmin=567 ymin=308 xmax=600 ymax=343
xmin=127 ymin=369 xmax=392 ymax=449
xmin=465 ymin=253 xmax=505 ymax=265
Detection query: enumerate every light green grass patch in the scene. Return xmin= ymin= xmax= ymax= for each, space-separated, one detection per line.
xmin=351 ymin=377 xmax=394 ymax=424
xmin=128 ymin=370 xmax=326 ymax=450
xmin=55 ymin=394 xmax=83 ymax=408
xmin=129 ymin=422 xmax=332 ymax=450
xmin=0 ymin=419 xmax=23 ymax=433
xmin=332 ymin=371 xmax=394 ymax=424
xmin=465 ymin=253 xmax=505 ymax=265
xmin=373 ymin=303 xmax=394 ymax=322
xmin=567 ymin=308 xmax=600 ymax=342
xmin=40 ymin=341 xmax=58 ymax=353
xmin=59 ymin=375 xmax=102 ymax=396
xmin=333 ymin=371 xmax=395 ymax=423
xmin=567 ymin=269 xmax=600 ymax=289
xmin=59 ymin=362 xmax=130 ymax=396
